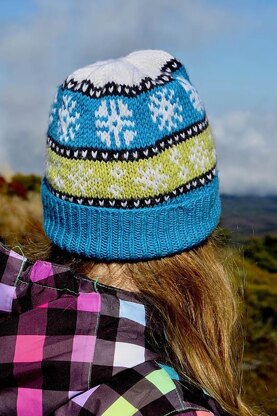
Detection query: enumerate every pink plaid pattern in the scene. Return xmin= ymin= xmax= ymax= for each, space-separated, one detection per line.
xmin=0 ymin=242 xmax=226 ymax=415
xmin=14 ymin=335 xmax=45 ymax=363
xmin=30 ymin=261 xmax=54 ymax=283
xmin=17 ymin=388 xmax=43 ymax=416
xmin=72 ymin=335 xmax=96 ymax=362
xmin=77 ymin=292 xmax=101 ymax=312
xmin=0 ymin=282 xmax=16 ymax=312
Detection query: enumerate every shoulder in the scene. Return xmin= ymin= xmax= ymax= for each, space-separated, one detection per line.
xmin=55 ymin=361 xmax=224 ymax=415
xmin=97 ymin=361 xmax=222 ymax=416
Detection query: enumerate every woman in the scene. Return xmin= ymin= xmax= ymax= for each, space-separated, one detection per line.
xmin=0 ymin=49 xmax=257 ymax=415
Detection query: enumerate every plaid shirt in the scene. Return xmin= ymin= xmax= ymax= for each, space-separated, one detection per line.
xmin=0 ymin=242 xmax=226 ymax=416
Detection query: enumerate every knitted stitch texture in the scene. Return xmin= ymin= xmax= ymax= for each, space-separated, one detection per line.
xmin=41 ymin=49 xmax=221 ymax=260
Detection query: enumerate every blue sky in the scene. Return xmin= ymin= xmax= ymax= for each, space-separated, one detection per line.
xmin=0 ymin=0 xmax=34 ymax=19
xmin=0 ymin=0 xmax=276 ymax=194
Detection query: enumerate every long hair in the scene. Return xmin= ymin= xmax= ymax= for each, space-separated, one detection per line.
xmin=16 ymin=220 xmax=262 ymax=416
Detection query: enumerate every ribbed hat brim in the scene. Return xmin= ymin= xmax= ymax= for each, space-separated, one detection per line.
xmin=41 ymin=176 xmax=221 ymax=261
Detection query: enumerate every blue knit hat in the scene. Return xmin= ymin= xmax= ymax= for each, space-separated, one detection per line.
xmin=41 ymin=49 xmax=221 ymax=261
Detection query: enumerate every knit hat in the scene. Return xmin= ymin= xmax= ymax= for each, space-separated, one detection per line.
xmin=41 ymin=49 xmax=221 ymax=261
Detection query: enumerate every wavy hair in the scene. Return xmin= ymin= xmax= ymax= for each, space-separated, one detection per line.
xmin=18 ymin=222 xmax=262 ymax=416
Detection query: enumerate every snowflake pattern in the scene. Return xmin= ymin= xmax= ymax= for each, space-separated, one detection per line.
xmin=175 ymin=76 xmax=205 ymax=114
xmin=95 ymin=99 xmax=137 ymax=148
xmin=110 ymin=165 xmax=124 ymax=180
xmin=49 ymin=92 xmax=58 ymax=124
xmin=67 ymin=164 xmax=100 ymax=194
xmin=169 ymin=147 xmax=181 ymax=164
xmin=208 ymin=131 xmax=217 ymax=162
xmin=148 ymin=88 xmax=183 ymax=132
xmin=46 ymin=157 xmax=65 ymax=191
xmin=53 ymin=175 xmax=64 ymax=190
xmin=178 ymin=165 xmax=190 ymax=182
xmin=108 ymin=184 xmax=124 ymax=198
xmin=134 ymin=163 xmax=169 ymax=193
xmin=169 ymin=146 xmax=191 ymax=182
xmin=108 ymin=165 xmax=125 ymax=197
xmin=189 ymin=138 xmax=212 ymax=171
xmin=57 ymin=95 xmax=80 ymax=142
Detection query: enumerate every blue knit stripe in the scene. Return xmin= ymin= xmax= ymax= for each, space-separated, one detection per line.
xmin=48 ymin=81 xmax=205 ymax=150
xmin=41 ymin=176 xmax=221 ymax=261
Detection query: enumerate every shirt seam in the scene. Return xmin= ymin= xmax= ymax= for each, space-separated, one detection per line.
xmin=164 ymin=407 xmax=214 ymax=415
xmin=87 ymin=292 xmax=101 ymax=389
xmin=15 ymin=277 xmax=79 ymax=295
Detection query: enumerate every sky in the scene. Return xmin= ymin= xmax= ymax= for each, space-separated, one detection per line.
xmin=0 ymin=0 xmax=276 ymax=195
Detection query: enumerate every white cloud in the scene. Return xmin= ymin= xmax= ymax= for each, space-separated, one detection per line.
xmin=1 ymin=0 xmax=274 ymax=195
xmin=211 ymin=111 xmax=277 ymax=195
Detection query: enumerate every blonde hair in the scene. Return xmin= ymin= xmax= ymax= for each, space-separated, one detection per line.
xmin=18 ymin=223 xmax=262 ymax=416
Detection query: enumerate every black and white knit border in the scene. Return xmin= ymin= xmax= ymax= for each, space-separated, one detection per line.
xmin=62 ymin=58 xmax=182 ymax=98
xmin=46 ymin=166 xmax=217 ymax=209
xmin=47 ymin=117 xmax=209 ymax=162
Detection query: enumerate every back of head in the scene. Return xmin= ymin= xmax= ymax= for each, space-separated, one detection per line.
xmin=38 ymin=50 xmax=256 ymax=416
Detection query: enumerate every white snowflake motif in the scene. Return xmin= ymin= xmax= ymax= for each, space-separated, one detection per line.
xmin=95 ymin=99 xmax=137 ymax=148
xmin=189 ymin=138 xmax=211 ymax=171
xmin=134 ymin=163 xmax=169 ymax=193
xmin=67 ymin=164 xmax=100 ymax=194
xmin=53 ymin=175 xmax=64 ymax=190
xmin=46 ymin=157 xmax=65 ymax=190
xmin=208 ymin=132 xmax=217 ymax=163
xmin=149 ymin=88 xmax=183 ymax=132
xmin=49 ymin=92 xmax=58 ymax=124
xmin=110 ymin=165 xmax=124 ymax=180
xmin=168 ymin=147 xmax=191 ymax=182
xmin=175 ymin=76 xmax=205 ymax=114
xmin=53 ymin=166 xmax=65 ymax=190
xmin=57 ymin=95 xmax=80 ymax=142
xmin=169 ymin=146 xmax=181 ymax=164
xmin=108 ymin=165 xmax=124 ymax=197
xmin=108 ymin=184 xmax=124 ymax=198
xmin=178 ymin=165 xmax=190 ymax=182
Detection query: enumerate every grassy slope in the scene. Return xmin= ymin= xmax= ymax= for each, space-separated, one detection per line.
xmin=240 ymin=258 xmax=277 ymax=414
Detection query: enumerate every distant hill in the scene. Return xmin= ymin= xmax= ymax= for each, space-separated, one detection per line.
xmin=221 ymin=194 xmax=277 ymax=238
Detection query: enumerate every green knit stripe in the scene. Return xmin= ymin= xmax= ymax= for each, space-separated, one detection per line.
xmin=46 ymin=127 xmax=216 ymax=199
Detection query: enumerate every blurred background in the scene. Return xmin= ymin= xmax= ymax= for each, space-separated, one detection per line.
xmin=0 ymin=1 xmax=276 ymax=413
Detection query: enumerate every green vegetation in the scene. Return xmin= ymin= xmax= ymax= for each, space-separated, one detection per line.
xmin=243 ymin=235 xmax=277 ymax=273
xmin=239 ymin=258 xmax=277 ymax=413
